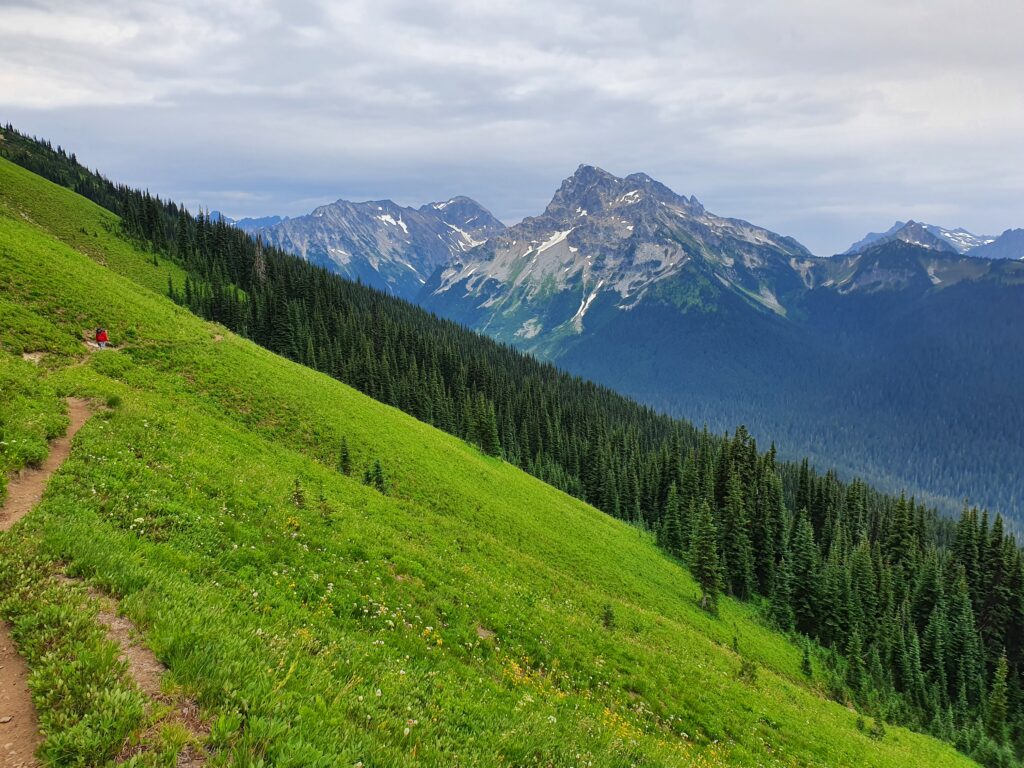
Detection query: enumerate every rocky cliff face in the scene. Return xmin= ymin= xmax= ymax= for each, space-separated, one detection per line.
xmin=421 ymin=164 xmax=813 ymax=348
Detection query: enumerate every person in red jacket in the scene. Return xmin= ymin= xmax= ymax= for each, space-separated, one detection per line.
xmin=95 ymin=327 xmax=109 ymax=349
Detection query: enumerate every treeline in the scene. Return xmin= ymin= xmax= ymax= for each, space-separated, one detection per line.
xmin=3 ymin=125 xmax=1021 ymax=766
xmin=665 ymin=430 xmax=1023 ymax=766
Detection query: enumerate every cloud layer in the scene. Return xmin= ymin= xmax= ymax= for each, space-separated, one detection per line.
xmin=3 ymin=0 xmax=1023 ymax=254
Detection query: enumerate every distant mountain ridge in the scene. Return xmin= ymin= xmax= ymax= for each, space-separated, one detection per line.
xmin=842 ymin=220 xmax=1014 ymax=257
xmin=226 ymin=195 xmax=505 ymax=297
xmin=968 ymin=228 xmax=1024 ymax=260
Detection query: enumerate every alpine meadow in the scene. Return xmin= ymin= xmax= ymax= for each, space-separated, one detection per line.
xmin=0 ymin=119 xmax=1022 ymax=768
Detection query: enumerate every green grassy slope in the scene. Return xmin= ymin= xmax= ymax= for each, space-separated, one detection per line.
xmin=0 ymin=157 xmax=977 ymax=766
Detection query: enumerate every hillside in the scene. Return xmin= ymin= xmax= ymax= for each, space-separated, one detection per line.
xmin=0 ymin=156 xmax=987 ymax=763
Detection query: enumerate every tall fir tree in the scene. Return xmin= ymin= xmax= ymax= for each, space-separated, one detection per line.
xmin=690 ymin=500 xmax=723 ymax=612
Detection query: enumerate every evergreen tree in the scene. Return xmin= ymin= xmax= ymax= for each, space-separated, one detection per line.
xmin=791 ymin=511 xmax=821 ymax=636
xmin=337 ymin=437 xmax=352 ymax=476
xmin=371 ymin=459 xmax=386 ymax=493
xmin=769 ymin=555 xmax=796 ymax=632
xmin=660 ymin=483 xmax=686 ymax=557
xmin=846 ymin=628 xmax=866 ymax=695
xmin=690 ymin=500 xmax=723 ymax=612
xmin=721 ymin=471 xmax=755 ymax=599
xmin=985 ymin=652 xmax=1009 ymax=741
xmin=475 ymin=394 xmax=502 ymax=457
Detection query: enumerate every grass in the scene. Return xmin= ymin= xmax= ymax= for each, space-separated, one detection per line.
xmin=0 ymin=155 xmax=979 ymax=766
xmin=0 ymin=353 xmax=67 ymax=503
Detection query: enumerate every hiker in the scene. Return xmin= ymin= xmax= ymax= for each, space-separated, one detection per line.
xmin=95 ymin=326 xmax=109 ymax=348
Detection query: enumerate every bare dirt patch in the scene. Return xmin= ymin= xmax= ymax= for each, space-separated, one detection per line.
xmin=475 ymin=625 xmax=496 ymax=640
xmin=0 ymin=623 xmax=40 ymax=768
xmin=86 ymin=588 xmax=207 ymax=765
xmin=18 ymin=353 xmax=44 ymax=365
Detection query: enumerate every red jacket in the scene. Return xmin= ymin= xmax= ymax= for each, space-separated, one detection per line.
xmin=96 ymin=329 xmax=109 ymax=343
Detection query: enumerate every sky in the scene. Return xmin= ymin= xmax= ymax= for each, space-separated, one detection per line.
xmin=2 ymin=0 xmax=1023 ymax=256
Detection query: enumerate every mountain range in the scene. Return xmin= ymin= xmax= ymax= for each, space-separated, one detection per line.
xmin=224 ymin=166 xmax=1024 ymax=519
xmin=220 ymin=196 xmax=504 ymax=296
xmin=227 ymin=175 xmax=1024 ymax=304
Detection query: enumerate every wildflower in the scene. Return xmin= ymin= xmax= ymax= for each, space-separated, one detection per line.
xmin=375 ymin=689 xmax=382 ymax=697
xmin=548 ymin=715 xmax=557 ymax=724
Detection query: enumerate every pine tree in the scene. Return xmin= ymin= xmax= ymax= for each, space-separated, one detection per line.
xmin=475 ymin=395 xmax=502 ymax=457
xmin=337 ymin=437 xmax=352 ymax=476
xmin=721 ymin=471 xmax=755 ymax=599
xmin=769 ymin=555 xmax=796 ymax=632
xmin=801 ymin=643 xmax=813 ymax=677
xmin=690 ymin=500 xmax=723 ymax=612
xmin=791 ymin=510 xmax=821 ymax=636
xmin=985 ymin=651 xmax=1009 ymax=741
xmin=846 ymin=628 xmax=866 ymax=695
xmin=371 ymin=459 xmax=386 ymax=493
xmin=661 ymin=483 xmax=686 ymax=557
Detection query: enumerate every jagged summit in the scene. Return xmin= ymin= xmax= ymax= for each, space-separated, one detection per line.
xmin=423 ymin=166 xmax=812 ymax=341
xmin=230 ymin=193 xmax=505 ymax=298
xmin=543 ymin=165 xmax=703 ymax=222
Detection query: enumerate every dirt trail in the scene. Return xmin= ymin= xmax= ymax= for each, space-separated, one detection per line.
xmin=0 ymin=397 xmax=206 ymax=765
xmin=92 ymin=595 xmax=208 ymax=767
xmin=0 ymin=398 xmax=92 ymax=533
xmin=0 ymin=397 xmax=91 ymax=768
xmin=0 ymin=624 xmax=39 ymax=768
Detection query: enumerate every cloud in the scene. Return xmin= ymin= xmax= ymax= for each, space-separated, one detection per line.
xmin=1 ymin=0 xmax=1022 ymax=253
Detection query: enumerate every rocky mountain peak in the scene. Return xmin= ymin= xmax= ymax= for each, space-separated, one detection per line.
xmin=542 ymin=165 xmax=702 ymax=223
xmin=420 ymin=196 xmax=506 ymax=240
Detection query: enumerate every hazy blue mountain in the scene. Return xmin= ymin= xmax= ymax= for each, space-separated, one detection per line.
xmin=844 ymin=220 xmax=995 ymax=255
xmin=968 ymin=228 xmax=1024 ymax=260
xmin=232 ymin=214 xmax=286 ymax=230
xmin=230 ymin=196 xmax=504 ymax=298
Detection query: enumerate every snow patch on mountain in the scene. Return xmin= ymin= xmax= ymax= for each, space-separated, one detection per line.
xmin=572 ymin=280 xmax=605 ymax=331
xmin=537 ymin=229 xmax=573 ymax=254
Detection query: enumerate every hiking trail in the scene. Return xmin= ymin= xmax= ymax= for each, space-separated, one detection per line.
xmin=0 ymin=625 xmax=39 ymax=768
xmin=0 ymin=398 xmax=91 ymax=534
xmin=0 ymin=398 xmax=89 ymax=768
xmin=1 ymin=397 xmax=207 ymax=766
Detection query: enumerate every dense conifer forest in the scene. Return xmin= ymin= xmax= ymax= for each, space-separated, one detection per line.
xmin=3 ymin=125 xmax=1022 ymax=766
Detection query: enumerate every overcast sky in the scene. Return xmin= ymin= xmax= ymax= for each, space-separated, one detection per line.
xmin=2 ymin=0 xmax=1023 ymax=255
